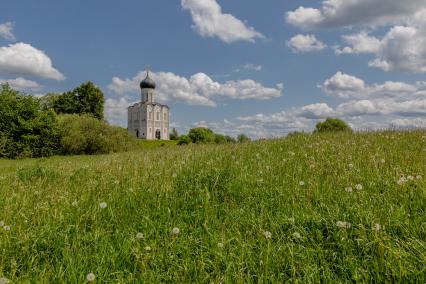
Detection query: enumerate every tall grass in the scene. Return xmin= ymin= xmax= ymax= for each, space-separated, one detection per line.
xmin=0 ymin=130 xmax=425 ymax=282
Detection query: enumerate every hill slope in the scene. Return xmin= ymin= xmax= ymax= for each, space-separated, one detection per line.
xmin=0 ymin=131 xmax=425 ymax=282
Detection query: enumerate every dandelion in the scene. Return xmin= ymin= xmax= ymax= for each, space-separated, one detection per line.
xmin=99 ymin=202 xmax=107 ymax=209
xmin=348 ymin=163 xmax=354 ymax=168
xmin=336 ymin=221 xmax=351 ymax=229
xmin=3 ymin=226 xmax=11 ymax=231
xmin=407 ymin=175 xmax=414 ymax=181
xmin=355 ymin=184 xmax=363 ymax=190
xmin=0 ymin=221 xmax=4 ymax=227
xmin=345 ymin=187 xmax=353 ymax=193
xmin=217 ymin=242 xmax=224 ymax=249
xmin=374 ymin=223 xmax=381 ymax=232
xmin=72 ymin=200 xmax=78 ymax=207
xmin=263 ymin=230 xmax=272 ymax=239
xmin=136 ymin=232 xmax=144 ymax=239
xmin=172 ymin=227 xmax=180 ymax=235
xmin=288 ymin=217 xmax=295 ymax=223
xmin=144 ymin=246 xmax=151 ymax=251
xmin=292 ymin=232 xmax=301 ymax=239
xmin=416 ymin=175 xmax=422 ymax=180
xmin=299 ymin=181 xmax=305 ymax=186
xmin=0 ymin=277 xmax=10 ymax=284
xmin=172 ymin=173 xmax=177 ymax=178
xmin=86 ymin=272 xmax=96 ymax=282
xmin=397 ymin=177 xmax=407 ymax=185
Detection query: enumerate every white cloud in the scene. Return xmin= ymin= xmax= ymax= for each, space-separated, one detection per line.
xmin=104 ymin=97 xmax=136 ymax=126
xmin=297 ymin=103 xmax=335 ymax=119
xmin=181 ymin=0 xmax=263 ymax=43
xmin=0 ymin=77 xmax=42 ymax=92
xmin=0 ymin=22 xmax=15 ymax=41
xmin=0 ymin=43 xmax=65 ymax=81
xmin=287 ymin=34 xmax=326 ymax=53
xmin=242 ymin=63 xmax=262 ymax=71
xmin=107 ymin=71 xmax=282 ymax=106
xmin=320 ymin=72 xmax=417 ymax=98
xmin=390 ymin=118 xmax=426 ymax=128
xmin=335 ymin=31 xmax=381 ymax=55
xmin=286 ymin=0 xmax=426 ymax=30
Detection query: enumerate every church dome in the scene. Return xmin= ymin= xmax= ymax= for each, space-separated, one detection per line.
xmin=140 ymin=72 xmax=156 ymax=89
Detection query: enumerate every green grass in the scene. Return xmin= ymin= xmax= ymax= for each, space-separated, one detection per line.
xmin=0 ymin=131 xmax=425 ymax=283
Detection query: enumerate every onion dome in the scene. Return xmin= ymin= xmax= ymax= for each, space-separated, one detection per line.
xmin=140 ymin=72 xmax=156 ymax=89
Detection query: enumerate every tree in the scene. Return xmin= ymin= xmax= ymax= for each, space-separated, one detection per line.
xmin=214 ymin=134 xmax=227 ymax=144
xmin=237 ymin=134 xmax=251 ymax=143
xmin=314 ymin=118 xmax=352 ymax=133
xmin=188 ymin=127 xmax=215 ymax=143
xmin=0 ymin=84 xmax=60 ymax=158
xmin=177 ymin=135 xmax=192 ymax=145
xmin=53 ymin=82 xmax=105 ymax=120
xmin=170 ymin=128 xmax=179 ymax=140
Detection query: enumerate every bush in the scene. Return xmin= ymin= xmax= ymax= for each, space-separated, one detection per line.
xmin=237 ymin=134 xmax=251 ymax=143
xmin=188 ymin=127 xmax=215 ymax=143
xmin=170 ymin=128 xmax=179 ymax=140
xmin=0 ymin=84 xmax=61 ymax=158
xmin=177 ymin=135 xmax=192 ymax=145
xmin=58 ymin=114 xmax=134 ymax=155
xmin=314 ymin=118 xmax=352 ymax=133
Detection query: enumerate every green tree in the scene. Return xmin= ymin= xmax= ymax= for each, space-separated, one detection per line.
xmin=314 ymin=118 xmax=352 ymax=133
xmin=0 ymin=84 xmax=61 ymax=158
xmin=188 ymin=127 xmax=215 ymax=143
xmin=170 ymin=128 xmax=179 ymax=140
xmin=54 ymin=82 xmax=105 ymax=120
xmin=237 ymin=134 xmax=251 ymax=143
xmin=214 ymin=134 xmax=227 ymax=144
xmin=177 ymin=135 xmax=192 ymax=145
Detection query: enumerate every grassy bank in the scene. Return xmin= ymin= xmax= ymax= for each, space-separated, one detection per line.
xmin=0 ymin=131 xmax=425 ymax=282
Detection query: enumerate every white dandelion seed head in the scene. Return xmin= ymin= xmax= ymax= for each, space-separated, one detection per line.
xmin=292 ymin=232 xmax=301 ymax=239
xmin=172 ymin=227 xmax=180 ymax=235
xmin=0 ymin=277 xmax=10 ymax=284
xmin=3 ymin=226 xmax=11 ymax=231
xmin=288 ymin=217 xmax=295 ymax=223
xmin=72 ymin=200 xmax=78 ymax=207
xmin=99 ymin=202 xmax=107 ymax=209
xmin=407 ymin=175 xmax=414 ymax=181
xmin=144 ymin=246 xmax=151 ymax=251
xmin=86 ymin=272 xmax=96 ymax=282
xmin=136 ymin=232 xmax=144 ymax=239
xmin=217 ymin=242 xmax=224 ymax=249
xmin=397 ymin=177 xmax=407 ymax=185
xmin=416 ymin=175 xmax=422 ymax=180
xmin=299 ymin=181 xmax=305 ymax=186
xmin=345 ymin=187 xmax=353 ymax=193
xmin=172 ymin=173 xmax=177 ymax=178
xmin=336 ymin=221 xmax=351 ymax=229
xmin=374 ymin=223 xmax=381 ymax=232
xmin=355 ymin=184 xmax=363 ymax=190
xmin=348 ymin=163 xmax=354 ymax=168
xmin=263 ymin=230 xmax=272 ymax=239
xmin=0 ymin=221 xmax=4 ymax=227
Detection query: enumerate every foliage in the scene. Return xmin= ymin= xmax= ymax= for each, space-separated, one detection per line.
xmin=314 ymin=118 xmax=352 ymax=133
xmin=53 ymin=82 xmax=105 ymax=120
xmin=170 ymin=128 xmax=179 ymax=140
xmin=57 ymin=114 xmax=135 ymax=155
xmin=0 ymin=130 xmax=425 ymax=282
xmin=237 ymin=133 xmax=251 ymax=143
xmin=188 ymin=127 xmax=215 ymax=143
xmin=177 ymin=135 xmax=192 ymax=145
xmin=0 ymin=84 xmax=61 ymax=158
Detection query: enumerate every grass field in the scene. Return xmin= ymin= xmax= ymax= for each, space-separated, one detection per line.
xmin=0 ymin=131 xmax=425 ymax=283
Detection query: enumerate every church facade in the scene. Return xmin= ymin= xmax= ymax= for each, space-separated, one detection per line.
xmin=127 ymin=71 xmax=170 ymax=140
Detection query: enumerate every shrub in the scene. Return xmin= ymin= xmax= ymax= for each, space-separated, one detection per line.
xmin=188 ymin=127 xmax=215 ymax=143
xmin=170 ymin=128 xmax=179 ymax=140
xmin=314 ymin=118 xmax=352 ymax=133
xmin=177 ymin=135 xmax=192 ymax=145
xmin=58 ymin=114 xmax=134 ymax=155
xmin=214 ymin=134 xmax=227 ymax=144
xmin=237 ymin=134 xmax=251 ymax=143
xmin=0 ymin=84 xmax=61 ymax=158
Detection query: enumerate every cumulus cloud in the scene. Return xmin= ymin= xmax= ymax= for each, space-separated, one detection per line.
xmin=0 ymin=77 xmax=42 ymax=92
xmin=390 ymin=118 xmax=426 ymax=128
xmin=104 ymin=97 xmax=137 ymax=126
xmin=334 ymin=31 xmax=381 ymax=55
xmin=108 ymin=71 xmax=283 ymax=107
xmin=181 ymin=0 xmax=263 ymax=43
xmin=285 ymin=0 xmax=426 ymax=30
xmin=287 ymin=34 xmax=326 ymax=53
xmin=320 ymin=72 xmax=417 ymax=98
xmin=0 ymin=22 xmax=15 ymax=41
xmin=242 ymin=63 xmax=262 ymax=71
xmin=0 ymin=43 xmax=65 ymax=80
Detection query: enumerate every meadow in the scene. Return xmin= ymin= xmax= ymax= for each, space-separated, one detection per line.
xmin=0 ymin=131 xmax=425 ymax=283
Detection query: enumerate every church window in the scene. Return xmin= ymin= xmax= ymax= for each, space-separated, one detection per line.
xmin=156 ymin=112 xmax=160 ymax=120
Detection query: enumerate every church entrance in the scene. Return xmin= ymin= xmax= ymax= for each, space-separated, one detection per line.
xmin=136 ymin=130 xmax=139 ymax=138
xmin=155 ymin=130 xmax=161 ymax=140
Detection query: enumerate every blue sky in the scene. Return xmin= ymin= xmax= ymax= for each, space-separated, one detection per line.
xmin=1 ymin=0 xmax=426 ymax=138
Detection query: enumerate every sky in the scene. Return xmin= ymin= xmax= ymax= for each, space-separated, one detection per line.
xmin=1 ymin=0 xmax=426 ymax=138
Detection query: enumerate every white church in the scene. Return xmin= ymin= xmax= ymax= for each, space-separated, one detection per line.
xmin=127 ymin=71 xmax=170 ymax=140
